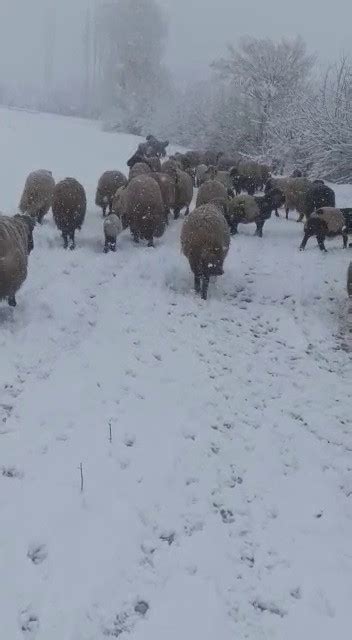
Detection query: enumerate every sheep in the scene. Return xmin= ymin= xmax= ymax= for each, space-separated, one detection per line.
xmin=196 ymin=178 xmax=228 ymax=208
xmin=161 ymin=159 xmax=179 ymax=180
xmin=284 ymin=177 xmax=312 ymax=220
xmin=348 ymin=262 xmax=352 ymax=297
xmin=195 ymin=164 xmax=208 ymax=188
xmin=203 ymin=149 xmax=222 ymax=166
xmin=19 ymin=169 xmax=55 ymax=223
xmin=181 ymin=150 xmax=204 ymax=169
xmin=127 ymin=152 xmax=161 ymax=173
xmin=300 ymin=207 xmax=348 ymax=252
xmin=0 ymin=214 xmax=35 ymax=307
xmin=112 ymin=186 xmax=129 ymax=228
xmin=181 ymin=203 xmax=231 ymax=300
xmin=174 ymin=170 xmax=193 ymax=219
xmin=103 ymin=214 xmax=123 ymax=253
xmin=266 ymin=177 xmax=312 ymax=220
xmin=302 ymin=181 xmax=335 ymax=221
xmin=341 ymin=208 xmax=352 ymax=246
xmin=95 ymin=170 xmax=128 ymax=217
xmin=125 ymin=175 xmax=165 ymax=246
xmin=217 ymin=154 xmax=240 ymax=171
xmin=226 ymin=190 xmax=280 ymax=237
xmin=149 ymin=172 xmax=176 ymax=224
xmin=52 ymin=178 xmax=87 ymax=250
xmin=128 ymin=162 xmax=152 ymax=181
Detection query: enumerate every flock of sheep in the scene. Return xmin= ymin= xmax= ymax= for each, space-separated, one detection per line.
xmin=1 ymin=134 xmax=352 ymax=306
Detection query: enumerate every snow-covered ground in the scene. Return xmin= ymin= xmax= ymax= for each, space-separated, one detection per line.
xmin=0 ymin=107 xmax=351 ymax=640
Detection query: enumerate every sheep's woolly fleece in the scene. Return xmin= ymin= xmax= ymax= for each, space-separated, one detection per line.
xmin=0 ymin=106 xmax=351 ymax=640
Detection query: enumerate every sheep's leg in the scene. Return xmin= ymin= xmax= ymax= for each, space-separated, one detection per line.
xmin=69 ymin=230 xmax=75 ymax=250
xmin=300 ymin=232 xmax=310 ymax=250
xmin=201 ymin=276 xmax=209 ymax=301
xmin=230 ymin=221 xmax=238 ymax=235
xmin=174 ymin=208 xmax=181 ymax=220
xmin=8 ymin=295 xmax=16 ymax=307
xmin=132 ymin=232 xmax=139 ymax=244
xmin=285 ymin=207 xmax=290 ymax=219
xmin=110 ymin=240 xmax=116 ymax=252
xmin=147 ymin=238 xmax=154 ymax=248
xmin=185 ymin=206 xmax=190 ymax=216
xmin=194 ymin=274 xmax=201 ymax=294
xmin=255 ymin=220 xmax=265 ymax=238
xmin=297 ymin=213 xmax=304 ymax=223
xmin=37 ymin=208 xmax=46 ymax=224
xmin=62 ymin=232 xmax=69 ymax=249
xmin=102 ymin=204 xmax=107 ymax=217
xmin=342 ymin=228 xmax=348 ymax=248
xmin=275 ymin=208 xmax=280 ymax=217
xmin=108 ymin=201 xmax=113 ymax=214
xmin=104 ymin=238 xmax=110 ymax=253
xmin=317 ymin=233 xmax=327 ymax=252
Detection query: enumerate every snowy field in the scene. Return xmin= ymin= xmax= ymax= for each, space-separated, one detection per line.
xmin=0 ymin=106 xmax=352 ymax=640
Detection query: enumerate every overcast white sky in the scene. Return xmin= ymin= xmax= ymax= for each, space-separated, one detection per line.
xmin=0 ymin=0 xmax=351 ymax=88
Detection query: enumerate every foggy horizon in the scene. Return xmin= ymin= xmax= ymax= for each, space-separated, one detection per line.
xmin=0 ymin=0 xmax=351 ymax=92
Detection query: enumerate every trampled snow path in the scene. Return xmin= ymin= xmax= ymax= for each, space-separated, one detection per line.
xmin=0 ymin=107 xmax=352 ymax=639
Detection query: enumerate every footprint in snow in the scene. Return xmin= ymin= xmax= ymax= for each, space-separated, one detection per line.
xmin=27 ymin=543 xmax=47 ymax=565
xmin=19 ymin=609 xmax=39 ymax=637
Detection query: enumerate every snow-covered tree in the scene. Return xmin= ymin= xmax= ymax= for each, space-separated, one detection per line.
xmin=212 ymin=36 xmax=315 ymax=151
xmin=96 ymin=0 xmax=171 ymax=134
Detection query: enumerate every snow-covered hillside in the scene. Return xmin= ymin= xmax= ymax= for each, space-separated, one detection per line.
xmin=0 ymin=107 xmax=351 ymax=640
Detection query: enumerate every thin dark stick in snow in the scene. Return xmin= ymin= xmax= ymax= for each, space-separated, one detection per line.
xmin=79 ymin=462 xmax=84 ymax=493
xmin=109 ymin=421 xmax=112 ymax=444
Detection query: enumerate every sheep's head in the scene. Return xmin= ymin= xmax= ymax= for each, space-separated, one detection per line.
xmin=202 ymin=248 xmax=224 ymax=277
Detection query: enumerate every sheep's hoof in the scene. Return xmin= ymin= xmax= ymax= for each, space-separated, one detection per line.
xmin=275 ymin=212 xmax=279 ymax=217
xmin=8 ymin=296 xmax=16 ymax=307
xmin=147 ymin=240 xmax=154 ymax=248
xmin=70 ymin=244 xmax=75 ymax=251
xmin=103 ymin=246 xmax=109 ymax=254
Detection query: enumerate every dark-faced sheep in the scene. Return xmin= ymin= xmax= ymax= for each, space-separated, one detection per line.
xmin=95 ymin=170 xmax=127 ymax=217
xmin=302 ymin=182 xmax=335 ymax=221
xmin=19 ymin=169 xmax=55 ymax=223
xmin=0 ymin=214 xmax=35 ymax=306
xmin=181 ymin=203 xmax=231 ymax=300
xmin=227 ymin=191 xmax=280 ymax=237
xmin=300 ymin=207 xmax=348 ymax=252
xmin=125 ymin=175 xmax=165 ymax=246
xmin=52 ymin=178 xmax=87 ymax=250
xmin=103 ymin=214 xmax=123 ymax=253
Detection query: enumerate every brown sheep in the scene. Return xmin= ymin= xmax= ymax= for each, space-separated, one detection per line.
xmin=19 ymin=169 xmax=55 ymax=223
xmin=174 ymin=170 xmax=193 ymax=220
xmin=0 ymin=214 xmax=35 ymax=307
xmin=95 ymin=170 xmax=127 ymax=217
xmin=161 ymin=159 xmax=179 ymax=180
xmin=149 ymin=172 xmax=176 ymax=224
xmin=196 ymin=178 xmax=228 ymax=208
xmin=128 ymin=162 xmax=152 ymax=181
xmin=181 ymin=203 xmax=231 ymax=300
xmin=52 ymin=178 xmax=87 ymax=250
xmin=125 ymin=175 xmax=166 ymax=246
xmin=111 ymin=185 xmax=129 ymax=229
